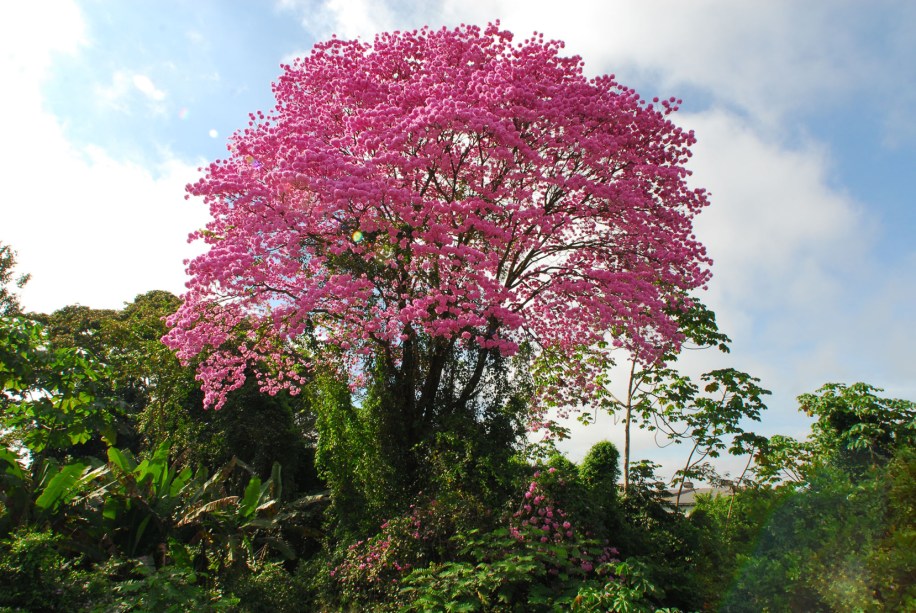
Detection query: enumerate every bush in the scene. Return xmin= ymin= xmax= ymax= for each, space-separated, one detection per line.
xmin=0 ymin=528 xmax=105 ymax=611
xmin=394 ymin=467 xmax=620 ymax=612
xmin=221 ymin=562 xmax=310 ymax=612
xmin=572 ymin=560 xmax=681 ymax=613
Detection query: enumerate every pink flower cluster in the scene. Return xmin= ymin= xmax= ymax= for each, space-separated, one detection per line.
xmin=331 ymin=535 xmax=413 ymax=585
xmin=164 ymin=22 xmax=712 ymax=412
xmin=513 ymin=469 xmax=574 ymax=544
xmin=512 ymin=469 xmax=619 ymax=573
xmin=331 ymin=500 xmax=441 ymax=591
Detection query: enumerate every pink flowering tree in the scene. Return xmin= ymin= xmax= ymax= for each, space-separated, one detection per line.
xmin=165 ymin=23 xmax=710 ymax=466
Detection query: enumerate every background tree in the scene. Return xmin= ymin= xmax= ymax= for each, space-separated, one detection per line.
xmin=694 ymin=384 xmax=916 ymax=611
xmin=653 ymin=368 xmax=769 ymax=506
xmin=37 ymin=292 xmax=320 ymax=499
xmin=800 ymin=382 xmax=915 ymax=473
xmin=0 ymin=315 xmax=116 ymax=460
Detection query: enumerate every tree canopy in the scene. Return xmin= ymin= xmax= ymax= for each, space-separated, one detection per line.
xmin=165 ymin=23 xmax=711 ymax=433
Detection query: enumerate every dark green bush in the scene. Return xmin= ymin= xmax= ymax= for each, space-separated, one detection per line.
xmin=0 ymin=528 xmax=106 ymax=611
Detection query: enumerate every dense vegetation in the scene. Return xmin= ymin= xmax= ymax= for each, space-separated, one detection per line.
xmin=2 ymin=240 xmax=913 ymax=611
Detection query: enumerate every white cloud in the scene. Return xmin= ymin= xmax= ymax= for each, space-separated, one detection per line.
xmin=277 ymin=0 xmax=431 ymax=41
xmin=95 ymin=70 xmax=132 ymax=110
xmin=0 ymin=1 xmax=86 ymax=99
xmin=97 ymin=70 xmax=168 ymax=113
xmin=437 ymin=0 xmax=911 ymax=130
xmin=0 ymin=1 xmax=207 ymax=313
xmin=131 ymin=73 xmax=166 ymax=102
xmin=685 ymin=109 xmax=868 ymax=314
xmin=323 ymin=0 xmax=397 ymax=39
xmin=277 ymin=0 xmax=916 ymax=144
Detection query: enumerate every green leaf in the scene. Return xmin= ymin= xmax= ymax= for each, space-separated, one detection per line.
xmin=103 ymin=496 xmax=119 ymax=521
xmin=239 ymin=476 xmax=262 ymax=518
xmin=108 ymin=446 xmax=135 ymax=473
xmin=0 ymin=447 xmax=25 ymax=480
xmin=35 ymin=462 xmax=87 ymax=510
xmin=169 ymin=466 xmax=193 ymax=497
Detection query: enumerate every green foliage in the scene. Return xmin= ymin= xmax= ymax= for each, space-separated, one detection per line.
xmin=4 ymin=259 xmax=913 ymax=613
xmin=0 ymin=528 xmax=107 ymax=611
xmin=579 ymin=441 xmax=621 ymax=527
xmin=750 ymin=434 xmax=812 ymax=485
xmin=579 ymin=441 xmax=621 ymax=490
xmin=35 ymin=293 xmax=320 ymax=500
xmin=720 ymin=450 xmax=915 ymax=612
xmin=424 ymin=410 xmax=527 ymax=512
xmin=681 ymin=384 xmax=916 ymax=611
xmin=722 ymin=468 xmax=869 ymax=610
xmin=91 ymin=555 xmax=238 ymax=613
xmin=222 ymin=561 xmax=311 ymax=612
xmin=689 ymin=487 xmax=788 ymax=609
xmin=572 ymin=560 xmax=680 ymax=613
xmin=99 ymin=446 xmax=292 ymax=571
xmin=614 ymin=460 xmax=706 ymax=611
xmin=870 ymin=447 xmax=916 ymax=609
xmin=310 ymin=371 xmax=396 ymax=538
xmin=176 ymin=378 xmax=318 ymax=500
xmin=397 ymin=527 xmax=611 ymax=612
xmin=1 ymin=315 xmax=116 ymax=456
xmin=800 ymin=382 xmax=915 ymax=473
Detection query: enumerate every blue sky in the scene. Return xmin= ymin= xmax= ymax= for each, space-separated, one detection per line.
xmin=3 ymin=0 xmax=914 ymax=477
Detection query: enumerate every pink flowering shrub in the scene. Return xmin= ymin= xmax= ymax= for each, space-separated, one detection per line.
xmin=393 ymin=463 xmax=620 ymax=611
xmin=329 ymin=495 xmax=490 ymax=608
xmin=325 ymin=463 xmax=622 ymax=610
xmin=512 ymin=466 xmax=618 ymax=567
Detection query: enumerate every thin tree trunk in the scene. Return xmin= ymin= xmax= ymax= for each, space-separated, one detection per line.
xmin=725 ymin=451 xmax=755 ymax=533
xmin=675 ymin=442 xmax=699 ymax=509
xmin=624 ymin=402 xmax=631 ymax=492
xmin=622 ymin=358 xmax=638 ymax=493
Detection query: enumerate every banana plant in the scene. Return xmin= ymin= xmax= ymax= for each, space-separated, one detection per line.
xmin=0 ymin=446 xmax=109 ymax=539
xmin=96 ymin=443 xmax=293 ymax=570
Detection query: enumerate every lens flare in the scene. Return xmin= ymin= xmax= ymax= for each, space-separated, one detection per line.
xmin=352 ymin=231 xmax=364 ymax=243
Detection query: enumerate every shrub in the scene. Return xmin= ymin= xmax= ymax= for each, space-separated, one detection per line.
xmin=0 ymin=528 xmax=105 ymax=611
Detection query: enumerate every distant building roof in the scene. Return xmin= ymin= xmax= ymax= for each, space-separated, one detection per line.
xmin=663 ymin=486 xmax=733 ymax=512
